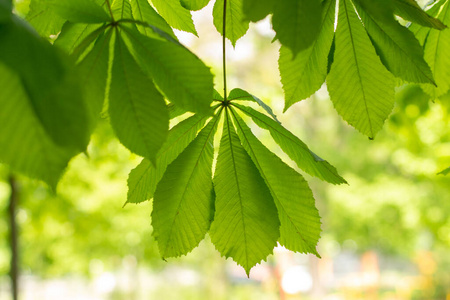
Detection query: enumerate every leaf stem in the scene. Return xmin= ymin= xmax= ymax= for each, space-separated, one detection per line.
xmin=222 ymin=0 xmax=228 ymax=103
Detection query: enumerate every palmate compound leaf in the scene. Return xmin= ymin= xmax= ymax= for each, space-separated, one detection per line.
xmin=279 ymin=0 xmax=336 ymax=110
xmin=421 ymin=0 xmax=450 ymax=99
xmin=392 ymin=0 xmax=446 ymax=29
xmin=151 ymin=0 xmax=198 ymax=35
xmin=0 ymin=62 xmax=76 ymax=188
xmin=209 ymin=108 xmax=279 ymax=276
xmin=327 ymin=0 xmax=395 ymax=138
xmin=230 ymin=108 xmax=321 ymax=256
xmin=354 ymin=0 xmax=435 ymax=85
xmin=120 ymin=25 xmax=214 ymax=114
xmin=0 ymin=15 xmax=91 ymax=151
xmin=131 ymin=0 xmax=176 ymax=39
xmin=152 ymin=117 xmax=219 ymax=258
xmin=109 ymin=29 xmax=169 ymax=164
xmin=213 ymin=0 xmax=250 ymax=46
xmin=127 ymin=113 xmax=210 ymax=204
xmin=180 ymin=0 xmax=211 ymax=11
xmin=272 ymin=0 xmax=322 ymax=56
xmin=48 ymin=0 xmax=112 ymax=24
xmin=232 ymin=103 xmax=346 ymax=185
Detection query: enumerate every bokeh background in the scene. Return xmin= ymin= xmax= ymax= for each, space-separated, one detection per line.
xmin=1 ymin=2 xmax=449 ymax=299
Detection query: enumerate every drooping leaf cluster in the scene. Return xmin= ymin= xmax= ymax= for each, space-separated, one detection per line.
xmin=129 ymin=90 xmax=345 ymax=274
xmin=0 ymin=0 xmax=448 ymax=274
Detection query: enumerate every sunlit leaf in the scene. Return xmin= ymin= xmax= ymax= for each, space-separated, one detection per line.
xmin=233 ymin=104 xmax=346 ymax=185
xmin=355 ymin=0 xmax=435 ymax=84
xmin=121 ymin=26 xmax=214 ymax=114
xmin=180 ymin=0 xmax=211 ymax=11
xmin=213 ymin=0 xmax=249 ymax=46
xmin=327 ymin=0 xmax=395 ymax=138
xmin=49 ymin=0 xmax=111 ymax=23
xmin=151 ymin=0 xmax=197 ymax=35
xmin=131 ymin=0 xmax=176 ymax=38
xmin=109 ymin=31 xmax=169 ymax=163
xmin=210 ymin=109 xmax=279 ymax=275
xmin=279 ymin=0 xmax=336 ymax=110
xmin=422 ymin=1 xmax=450 ymax=99
xmin=272 ymin=0 xmax=322 ymax=55
xmin=152 ymin=119 xmax=217 ymax=257
xmin=242 ymin=0 xmax=275 ymax=22
xmin=392 ymin=0 xmax=446 ymax=29
xmin=228 ymin=88 xmax=279 ymax=122
xmin=231 ymin=110 xmax=321 ymax=256
xmin=127 ymin=114 xmax=209 ymax=204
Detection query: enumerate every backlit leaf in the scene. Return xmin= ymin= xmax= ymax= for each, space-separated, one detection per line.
xmin=327 ymin=0 xmax=395 ymax=138
xmin=232 ymin=110 xmax=321 ymax=256
xmin=210 ymin=109 xmax=279 ymax=275
xmin=151 ymin=0 xmax=197 ymax=35
xmin=121 ymin=26 xmax=214 ymax=114
xmin=152 ymin=119 xmax=217 ymax=257
xmin=272 ymin=0 xmax=322 ymax=55
xmin=355 ymin=0 xmax=435 ymax=84
xmin=233 ymin=104 xmax=346 ymax=185
xmin=279 ymin=0 xmax=336 ymax=110
xmin=109 ymin=31 xmax=169 ymax=163
xmin=213 ymin=0 xmax=250 ymax=46
xmin=127 ymin=114 xmax=209 ymax=204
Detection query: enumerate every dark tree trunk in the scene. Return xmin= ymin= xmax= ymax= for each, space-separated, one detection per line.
xmin=8 ymin=175 xmax=19 ymax=300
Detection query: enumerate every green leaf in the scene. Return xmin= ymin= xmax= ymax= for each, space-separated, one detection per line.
xmin=131 ymin=0 xmax=176 ymax=38
xmin=231 ymin=110 xmax=321 ymax=256
xmin=228 ymin=88 xmax=279 ymax=123
xmin=242 ymin=0 xmax=275 ymax=22
xmin=121 ymin=26 xmax=214 ymax=114
xmin=213 ymin=0 xmax=250 ymax=46
xmin=232 ymin=104 xmax=346 ymax=185
xmin=392 ymin=0 xmax=446 ymax=29
xmin=180 ymin=0 xmax=211 ymax=11
xmin=151 ymin=0 xmax=197 ymax=35
xmin=26 ymin=0 xmax=65 ymax=36
xmin=213 ymin=89 xmax=224 ymax=101
xmin=438 ymin=167 xmax=450 ymax=175
xmin=54 ymin=23 xmax=106 ymax=60
xmin=49 ymin=0 xmax=111 ymax=23
xmin=167 ymin=103 xmax=187 ymax=119
xmin=152 ymin=118 xmax=217 ymax=257
xmin=127 ymin=114 xmax=209 ymax=204
xmin=355 ymin=0 xmax=435 ymax=85
xmin=0 ymin=0 xmax=11 ymax=22
xmin=327 ymin=0 xmax=395 ymax=138
xmin=0 ymin=62 xmax=76 ymax=188
xmin=279 ymin=0 xmax=336 ymax=110
xmin=422 ymin=1 xmax=450 ymax=99
xmin=272 ymin=0 xmax=322 ymax=55
xmin=77 ymin=28 xmax=113 ymax=124
xmin=109 ymin=31 xmax=169 ymax=163
xmin=0 ymin=16 xmax=90 ymax=150
xmin=210 ymin=109 xmax=279 ymax=275
xmin=111 ymin=0 xmax=132 ymax=20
